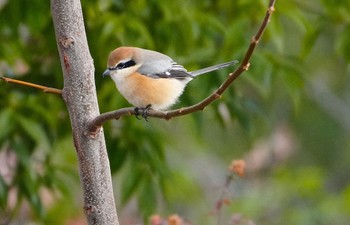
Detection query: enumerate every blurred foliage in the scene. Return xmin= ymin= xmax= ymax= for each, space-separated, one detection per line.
xmin=0 ymin=0 xmax=350 ymax=224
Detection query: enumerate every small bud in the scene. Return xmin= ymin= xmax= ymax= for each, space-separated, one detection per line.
xmin=150 ymin=214 xmax=162 ymax=225
xmin=228 ymin=159 xmax=246 ymax=177
xmin=168 ymin=214 xmax=182 ymax=225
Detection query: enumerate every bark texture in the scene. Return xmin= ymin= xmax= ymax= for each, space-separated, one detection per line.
xmin=51 ymin=0 xmax=119 ymax=224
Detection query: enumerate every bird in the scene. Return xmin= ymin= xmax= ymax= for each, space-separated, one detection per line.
xmin=102 ymin=47 xmax=238 ymax=114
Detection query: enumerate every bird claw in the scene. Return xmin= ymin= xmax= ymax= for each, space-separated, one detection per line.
xmin=134 ymin=104 xmax=152 ymax=121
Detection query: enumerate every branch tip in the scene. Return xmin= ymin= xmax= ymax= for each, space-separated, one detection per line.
xmin=1 ymin=76 xmax=62 ymax=95
xmin=0 ymin=77 xmax=8 ymax=83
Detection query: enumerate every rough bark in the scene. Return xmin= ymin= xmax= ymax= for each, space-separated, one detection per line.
xmin=51 ymin=0 xmax=119 ymax=224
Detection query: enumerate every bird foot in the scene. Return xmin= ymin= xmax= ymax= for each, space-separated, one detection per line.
xmin=134 ymin=104 xmax=152 ymax=121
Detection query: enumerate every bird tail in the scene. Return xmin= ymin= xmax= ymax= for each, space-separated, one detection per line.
xmin=189 ymin=60 xmax=239 ymax=77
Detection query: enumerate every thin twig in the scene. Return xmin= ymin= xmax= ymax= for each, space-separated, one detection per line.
xmin=211 ymin=174 xmax=235 ymax=225
xmin=0 ymin=77 xmax=62 ymax=95
xmin=88 ymin=0 xmax=276 ymax=135
xmin=213 ymin=159 xmax=246 ymax=225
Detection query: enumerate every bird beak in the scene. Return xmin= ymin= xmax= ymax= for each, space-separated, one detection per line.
xmin=102 ymin=68 xmax=111 ymax=77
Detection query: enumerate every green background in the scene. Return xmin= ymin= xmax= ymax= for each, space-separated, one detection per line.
xmin=1 ymin=0 xmax=350 ymax=224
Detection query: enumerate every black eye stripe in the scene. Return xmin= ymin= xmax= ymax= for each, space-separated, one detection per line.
xmin=116 ymin=62 xmax=126 ymax=69
xmin=110 ymin=60 xmax=136 ymax=70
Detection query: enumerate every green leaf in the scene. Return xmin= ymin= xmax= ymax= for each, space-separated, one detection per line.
xmin=138 ymin=177 xmax=157 ymax=221
xmin=17 ymin=115 xmax=51 ymax=151
xmin=0 ymin=175 xmax=8 ymax=210
xmin=108 ymin=141 xmax=128 ymax=173
xmin=0 ymin=109 xmax=14 ymax=143
xmin=335 ymin=25 xmax=350 ymax=63
xmin=300 ymin=23 xmax=322 ymax=58
xmin=121 ymin=165 xmax=144 ymax=205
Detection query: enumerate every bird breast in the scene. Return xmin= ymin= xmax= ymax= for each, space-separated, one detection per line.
xmin=111 ymin=70 xmax=190 ymax=110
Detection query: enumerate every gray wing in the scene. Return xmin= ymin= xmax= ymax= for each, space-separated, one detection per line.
xmin=137 ymin=49 xmax=193 ymax=79
xmin=150 ymin=62 xmax=194 ymax=79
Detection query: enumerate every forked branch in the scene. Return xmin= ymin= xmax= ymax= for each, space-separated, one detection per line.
xmin=87 ymin=0 xmax=277 ymax=135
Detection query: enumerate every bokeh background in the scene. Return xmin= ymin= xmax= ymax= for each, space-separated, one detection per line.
xmin=1 ymin=0 xmax=350 ymax=224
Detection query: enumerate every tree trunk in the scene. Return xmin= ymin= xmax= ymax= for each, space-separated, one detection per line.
xmin=51 ymin=0 xmax=119 ymax=224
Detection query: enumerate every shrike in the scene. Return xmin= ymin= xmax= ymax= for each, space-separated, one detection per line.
xmin=103 ymin=47 xmax=238 ymax=113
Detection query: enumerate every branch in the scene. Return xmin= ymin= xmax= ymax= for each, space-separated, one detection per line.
xmin=0 ymin=77 xmax=62 ymax=95
xmin=88 ymin=0 xmax=276 ymax=135
xmin=51 ymin=0 xmax=118 ymax=224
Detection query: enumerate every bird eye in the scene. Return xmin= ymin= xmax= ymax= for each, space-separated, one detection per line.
xmin=117 ymin=62 xmax=126 ymax=69
xmin=116 ymin=60 xmax=136 ymax=70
